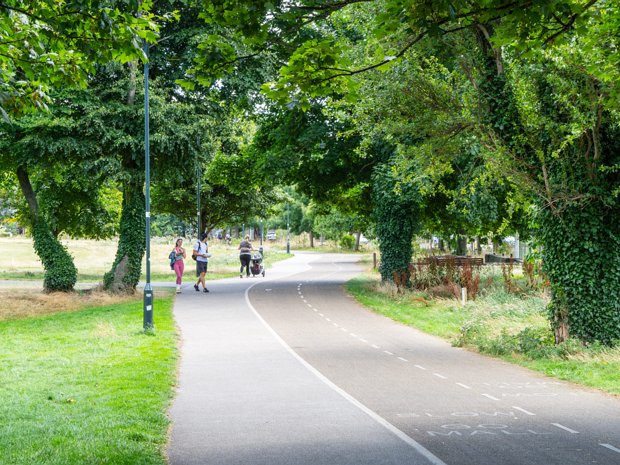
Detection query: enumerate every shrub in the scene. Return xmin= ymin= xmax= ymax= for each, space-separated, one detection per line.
xmin=339 ymin=234 xmax=355 ymax=250
xmin=411 ymin=258 xmax=481 ymax=300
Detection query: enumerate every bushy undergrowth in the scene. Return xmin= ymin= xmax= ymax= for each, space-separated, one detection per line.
xmin=410 ymin=259 xmax=482 ymax=299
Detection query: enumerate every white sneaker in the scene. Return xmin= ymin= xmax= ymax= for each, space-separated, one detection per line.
xmin=176 ymin=285 xmax=181 ymax=293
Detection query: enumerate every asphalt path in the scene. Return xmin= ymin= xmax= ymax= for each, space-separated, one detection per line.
xmin=168 ymin=253 xmax=620 ymax=465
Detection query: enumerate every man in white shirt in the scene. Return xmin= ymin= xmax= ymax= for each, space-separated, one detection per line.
xmin=193 ymin=233 xmax=210 ymax=293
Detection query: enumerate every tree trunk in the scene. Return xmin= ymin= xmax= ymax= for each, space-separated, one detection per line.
xmin=16 ymin=166 xmax=77 ymax=292
xmin=104 ymin=60 xmax=146 ymax=294
xmin=104 ymin=176 xmax=145 ymax=293
xmin=539 ymin=203 xmax=620 ymax=344
xmin=456 ymin=233 xmax=467 ymax=256
xmin=309 ymin=230 xmax=314 ymax=248
xmin=354 ymin=231 xmax=361 ymax=251
xmin=373 ymin=164 xmax=418 ymax=283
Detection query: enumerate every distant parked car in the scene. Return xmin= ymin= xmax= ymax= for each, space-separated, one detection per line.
xmin=266 ymin=230 xmax=277 ymax=241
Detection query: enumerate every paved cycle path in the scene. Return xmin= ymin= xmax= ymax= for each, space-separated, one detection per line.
xmin=167 ymin=253 xmax=442 ymax=465
xmin=247 ymin=254 xmax=620 ymax=465
xmin=168 ymin=253 xmax=620 ymax=465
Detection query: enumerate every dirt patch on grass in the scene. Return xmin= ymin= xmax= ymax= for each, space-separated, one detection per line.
xmin=0 ymin=289 xmax=140 ymax=321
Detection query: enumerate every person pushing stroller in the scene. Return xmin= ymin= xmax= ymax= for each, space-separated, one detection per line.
xmin=238 ymin=235 xmax=253 ymax=278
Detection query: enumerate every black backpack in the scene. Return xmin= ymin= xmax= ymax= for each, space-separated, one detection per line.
xmin=168 ymin=250 xmax=176 ymax=269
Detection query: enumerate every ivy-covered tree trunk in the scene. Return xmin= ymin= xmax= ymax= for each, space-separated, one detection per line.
xmin=539 ymin=204 xmax=620 ymax=344
xmin=103 ymin=60 xmax=146 ymax=294
xmin=16 ymin=166 xmax=77 ymax=292
xmin=104 ymin=176 xmax=145 ymax=293
xmin=373 ymin=164 xmax=419 ymax=283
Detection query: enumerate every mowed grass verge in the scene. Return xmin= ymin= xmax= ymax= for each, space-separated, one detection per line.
xmin=347 ymin=272 xmax=620 ymax=396
xmin=0 ymin=294 xmax=177 ymax=465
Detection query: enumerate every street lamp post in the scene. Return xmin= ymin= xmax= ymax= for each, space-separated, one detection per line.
xmin=259 ymin=218 xmax=263 ymax=256
xmin=196 ymin=160 xmax=201 ymax=237
xmin=286 ymin=204 xmax=290 ymax=254
xmin=143 ymin=40 xmax=153 ymax=330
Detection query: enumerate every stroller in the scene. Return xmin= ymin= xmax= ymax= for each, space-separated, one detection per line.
xmin=250 ymin=252 xmax=265 ymax=277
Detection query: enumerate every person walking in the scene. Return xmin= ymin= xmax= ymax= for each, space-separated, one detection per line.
xmin=193 ymin=233 xmax=210 ymax=293
xmin=238 ymin=235 xmax=253 ymax=278
xmin=173 ymin=238 xmax=186 ymax=293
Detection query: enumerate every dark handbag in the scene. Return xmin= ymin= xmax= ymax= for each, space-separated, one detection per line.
xmin=192 ymin=241 xmax=200 ymax=261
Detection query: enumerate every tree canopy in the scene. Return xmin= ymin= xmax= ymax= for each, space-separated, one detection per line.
xmin=2 ymin=0 xmax=620 ymax=344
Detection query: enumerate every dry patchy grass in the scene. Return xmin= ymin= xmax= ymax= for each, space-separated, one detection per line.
xmin=0 ymin=236 xmax=289 ymax=280
xmin=0 ymin=289 xmax=141 ymax=321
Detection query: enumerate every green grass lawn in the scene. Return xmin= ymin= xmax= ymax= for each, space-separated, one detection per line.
xmin=347 ymin=276 xmax=466 ymax=339
xmin=347 ymin=272 xmax=620 ymax=396
xmin=0 ymin=294 xmax=177 ymax=465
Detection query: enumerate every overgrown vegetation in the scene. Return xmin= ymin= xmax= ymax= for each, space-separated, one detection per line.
xmin=409 ymin=259 xmax=482 ymax=300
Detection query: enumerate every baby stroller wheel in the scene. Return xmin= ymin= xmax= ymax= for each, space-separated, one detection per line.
xmin=262 ymin=270 xmax=265 ymax=277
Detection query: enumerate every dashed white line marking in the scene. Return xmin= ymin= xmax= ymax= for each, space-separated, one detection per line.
xmin=482 ymin=394 xmax=500 ymax=401
xmin=552 ymin=423 xmax=579 ymax=434
xmin=350 ymin=333 xmax=357 ymax=337
xmin=372 ymin=344 xmax=380 ymax=349
xmin=340 ymin=327 xmax=347 ymax=332
xmin=414 ymin=365 xmax=426 ymax=370
xmin=600 ymin=444 xmax=620 ymax=454
xmin=456 ymin=383 xmax=471 ymax=390
xmin=302 ymin=299 xmax=307 ymax=303
xmin=513 ymin=406 xmax=536 ymax=416
xmin=398 ymin=357 xmax=409 ymax=362
xmin=333 ymin=323 xmax=339 ymax=327
xmin=313 ymin=308 xmax=318 ymax=312
xmin=307 ymin=304 xmax=313 ymax=308
xmin=246 ymin=281 xmax=449 ymax=465
xmin=433 ymin=373 xmax=447 ymax=379
xmin=359 ymin=338 xmax=368 ymax=343
xmin=319 ymin=313 xmax=324 ymax=317
xmin=384 ymin=351 xmax=394 ymax=356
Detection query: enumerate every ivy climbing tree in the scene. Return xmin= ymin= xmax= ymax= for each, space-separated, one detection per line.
xmin=372 ymin=162 xmax=420 ymax=283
